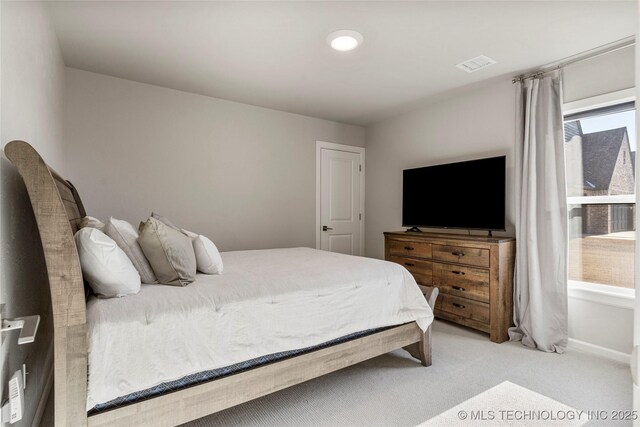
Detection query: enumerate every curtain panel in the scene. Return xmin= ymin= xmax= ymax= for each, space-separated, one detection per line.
xmin=509 ymin=70 xmax=569 ymax=353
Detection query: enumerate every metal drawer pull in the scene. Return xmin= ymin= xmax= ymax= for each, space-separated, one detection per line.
xmin=452 ymin=251 xmax=465 ymax=257
xmin=404 ymin=246 xmax=415 ymax=251
xmin=452 ymin=303 xmax=466 ymax=309
xmin=451 ymin=270 xmax=465 ymax=275
xmin=452 ymin=286 xmax=466 ymax=291
xmin=404 ymin=262 xmax=415 ymax=267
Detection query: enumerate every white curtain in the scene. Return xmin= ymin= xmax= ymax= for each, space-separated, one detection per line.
xmin=509 ymin=70 xmax=568 ymax=353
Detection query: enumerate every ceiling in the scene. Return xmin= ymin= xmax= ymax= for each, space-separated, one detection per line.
xmin=48 ymin=1 xmax=636 ymax=126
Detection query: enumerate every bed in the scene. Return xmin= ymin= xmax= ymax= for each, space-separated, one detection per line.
xmin=6 ymin=140 xmax=437 ymax=427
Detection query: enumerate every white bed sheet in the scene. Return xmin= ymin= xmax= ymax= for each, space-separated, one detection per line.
xmin=86 ymin=247 xmax=434 ymax=409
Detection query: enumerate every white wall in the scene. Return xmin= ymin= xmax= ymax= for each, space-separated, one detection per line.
xmin=64 ymin=68 xmax=364 ymax=252
xmin=364 ymin=47 xmax=635 ymax=358
xmin=568 ymin=293 xmax=632 ymax=355
xmin=564 ymin=45 xmax=635 ymax=103
xmin=1 ymin=1 xmax=65 ymax=425
xmin=365 ymin=78 xmax=516 ymax=259
xmin=1 ymin=2 xmax=66 ymax=168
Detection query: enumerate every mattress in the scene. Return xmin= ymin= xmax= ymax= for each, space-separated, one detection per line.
xmin=86 ymin=247 xmax=434 ymax=410
xmin=90 ymin=326 xmax=392 ymax=413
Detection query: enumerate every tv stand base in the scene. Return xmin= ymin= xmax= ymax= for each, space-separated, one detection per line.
xmin=406 ymin=227 xmax=422 ymax=233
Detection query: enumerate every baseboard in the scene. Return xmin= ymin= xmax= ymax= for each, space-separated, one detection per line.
xmin=568 ymin=338 xmax=631 ymax=365
xmin=31 ymin=343 xmax=54 ymax=427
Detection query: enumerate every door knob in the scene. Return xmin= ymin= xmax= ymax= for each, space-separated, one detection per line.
xmin=1 ymin=315 xmax=40 ymax=345
xmin=322 ymin=226 xmax=333 ymax=231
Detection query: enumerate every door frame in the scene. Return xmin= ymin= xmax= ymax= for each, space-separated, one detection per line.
xmin=315 ymin=141 xmax=365 ymax=255
xmin=633 ymin=26 xmax=639 ymax=425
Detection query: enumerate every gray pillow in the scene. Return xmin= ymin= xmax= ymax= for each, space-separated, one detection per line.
xmin=138 ymin=217 xmax=197 ymax=286
xmin=79 ymin=216 xmax=105 ymax=232
xmin=104 ymin=217 xmax=157 ymax=284
xmin=151 ymin=212 xmax=179 ymax=230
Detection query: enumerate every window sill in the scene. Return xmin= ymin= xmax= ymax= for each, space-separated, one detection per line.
xmin=568 ymin=280 xmax=634 ymax=309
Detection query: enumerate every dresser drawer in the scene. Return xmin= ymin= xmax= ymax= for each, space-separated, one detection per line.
xmin=388 ymin=239 xmax=432 ymax=258
xmin=435 ymin=294 xmax=490 ymax=324
xmin=389 ymin=256 xmax=433 ymax=286
xmin=432 ymin=244 xmax=490 ymax=268
xmin=384 ymin=231 xmax=515 ymax=343
xmin=432 ymin=263 xmax=490 ymax=303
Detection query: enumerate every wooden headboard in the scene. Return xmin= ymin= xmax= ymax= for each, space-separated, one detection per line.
xmin=50 ymin=169 xmax=87 ymax=234
xmin=5 ymin=140 xmax=89 ymax=426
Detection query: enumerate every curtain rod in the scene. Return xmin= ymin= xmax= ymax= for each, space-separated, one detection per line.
xmin=512 ymin=36 xmax=635 ymax=84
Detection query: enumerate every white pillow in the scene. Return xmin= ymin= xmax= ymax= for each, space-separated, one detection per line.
xmin=74 ymin=228 xmax=141 ymax=298
xmin=182 ymin=229 xmax=223 ymax=274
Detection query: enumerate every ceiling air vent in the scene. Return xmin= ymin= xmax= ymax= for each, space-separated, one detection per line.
xmin=456 ymin=55 xmax=496 ymax=73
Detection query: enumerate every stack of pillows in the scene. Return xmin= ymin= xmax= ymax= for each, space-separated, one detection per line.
xmin=75 ymin=213 xmax=223 ymax=298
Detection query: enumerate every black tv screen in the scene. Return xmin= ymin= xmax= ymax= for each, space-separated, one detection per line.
xmin=402 ymin=156 xmax=506 ymax=231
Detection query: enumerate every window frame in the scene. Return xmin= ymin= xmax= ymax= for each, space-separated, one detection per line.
xmin=562 ymin=87 xmax=637 ymax=299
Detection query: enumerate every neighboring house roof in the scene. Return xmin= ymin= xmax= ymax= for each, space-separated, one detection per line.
xmin=580 ymin=127 xmax=628 ymax=191
xmin=564 ymin=120 xmax=582 ymax=142
xmin=632 ymin=151 xmax=636 ymax=174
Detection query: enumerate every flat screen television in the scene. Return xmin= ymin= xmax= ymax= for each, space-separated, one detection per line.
xmin=402 ymin=155 xmax=506 ymax=232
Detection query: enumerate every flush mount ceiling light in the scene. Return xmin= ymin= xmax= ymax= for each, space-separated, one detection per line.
xmin=327 ymin=30 xmax=363 ymax=52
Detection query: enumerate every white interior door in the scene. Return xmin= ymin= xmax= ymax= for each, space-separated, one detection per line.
xmin=318 ymin=146 xmax=363 ymax=255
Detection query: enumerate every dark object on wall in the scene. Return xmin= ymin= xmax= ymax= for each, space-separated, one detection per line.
xmin=402 ymin=155 xmax=506 ymax=232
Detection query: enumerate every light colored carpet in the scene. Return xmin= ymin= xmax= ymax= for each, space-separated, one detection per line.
xmin=422 ymin=381 xmax=586 ymax=426
xmin=182 ymin=321 xmax=631 ymax=427
xmin=40 ymin=321 xmax=631 ymax=427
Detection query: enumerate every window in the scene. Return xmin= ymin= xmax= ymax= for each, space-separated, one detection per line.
xmin=564 ymin=99 xmax=635 ymax=290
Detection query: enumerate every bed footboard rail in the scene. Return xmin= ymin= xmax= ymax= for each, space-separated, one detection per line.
xmin=5 ymin=141 xmax=88 ymax=427
xmin=87 ymin=322 xmax=424 ymax=427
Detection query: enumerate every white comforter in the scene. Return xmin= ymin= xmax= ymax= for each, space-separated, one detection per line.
xmin=86 ymin=247 xmax=433 ymax=409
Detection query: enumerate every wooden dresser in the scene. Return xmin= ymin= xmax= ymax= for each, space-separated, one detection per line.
xmin=384 ymin=231 xmax=515 ymax=343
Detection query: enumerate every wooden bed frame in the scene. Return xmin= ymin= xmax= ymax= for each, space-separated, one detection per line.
xmin=5 ymin=140 xmax=437 ymax=427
